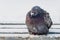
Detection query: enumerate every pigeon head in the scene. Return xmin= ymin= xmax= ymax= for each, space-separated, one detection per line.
xmin=30 ymin=6 xmax=43 ymax=18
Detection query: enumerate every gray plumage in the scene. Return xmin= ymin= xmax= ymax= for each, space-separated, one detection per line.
xmin=26 ymin=6 xmax=53 ymax=35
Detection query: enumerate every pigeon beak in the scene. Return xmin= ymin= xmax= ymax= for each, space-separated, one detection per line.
xmin=31 ymin=12 xmax=34 ymax=16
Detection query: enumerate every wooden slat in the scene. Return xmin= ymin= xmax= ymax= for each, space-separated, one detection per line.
xmin=0 ymin=23 xmax=59 ymax=25
xmin=0 ymin=34 xmax=29 ymax=37
xmin=0 ymin=29 xmax=28 ymax=32
xmin=0 ymin=25 xmax=60 ymax=29
xmin=0 ymin=25 xmax=27 ymax=29
xmin=0 ymin=33 xmax=60 ymax=37
xmin=0 ymin=28 xmax=59 ymax=33
xmin=0 ymin=28 xmax=59 ymax=34
xmin=49 ymin=29 xmax=60 ymax=32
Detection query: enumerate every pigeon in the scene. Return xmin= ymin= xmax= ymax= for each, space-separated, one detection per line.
xmin=26 ymin=6 xmax=53 ymax=35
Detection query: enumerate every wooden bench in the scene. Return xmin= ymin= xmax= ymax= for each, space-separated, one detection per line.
xmin=0 ymin=23 xmax=60 ymax=40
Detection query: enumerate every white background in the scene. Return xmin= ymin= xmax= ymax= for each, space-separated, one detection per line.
xmin=0 ymin=0 xmax=60 ymax=24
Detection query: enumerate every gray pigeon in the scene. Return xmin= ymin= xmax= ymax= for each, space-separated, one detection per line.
xmin=26 ymin=6 xmax=53 ymax=35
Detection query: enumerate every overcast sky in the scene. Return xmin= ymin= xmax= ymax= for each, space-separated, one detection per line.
xmin=0 ymin=0 xmax=60 ymax=23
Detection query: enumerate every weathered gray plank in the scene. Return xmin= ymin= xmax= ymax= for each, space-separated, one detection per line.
xmin=0 ymin=25 xmax=59 ymax=29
